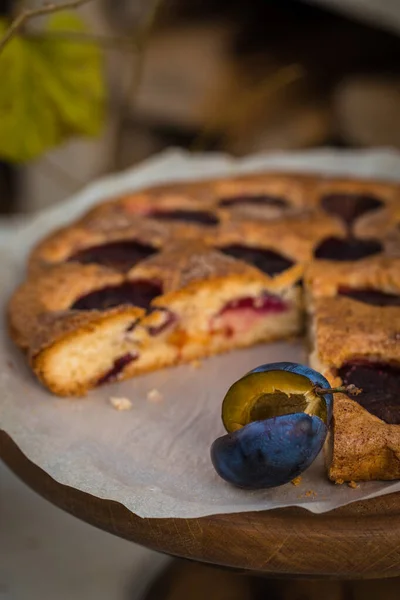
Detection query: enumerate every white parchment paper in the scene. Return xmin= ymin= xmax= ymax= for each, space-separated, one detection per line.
xmin=1 ymin=148 xmax=400 ymax=518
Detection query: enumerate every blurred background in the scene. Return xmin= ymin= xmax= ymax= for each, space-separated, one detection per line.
xmin=1 ymin=0 xmax=400 ymax=214
xmin=1 ymin=0 xmax=400 ymax=598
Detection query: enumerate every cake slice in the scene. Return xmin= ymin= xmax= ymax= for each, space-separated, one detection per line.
xmin=9 ymin=240 xmax=304 ymax=396
xmin=305 ymin=257 xmax=400 ymax=481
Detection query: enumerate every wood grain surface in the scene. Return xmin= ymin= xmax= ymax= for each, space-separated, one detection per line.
xmin=1 ymin=430 xmax=400 ymax=580
xmin=141 ymin=560 xmax=400 ymax=600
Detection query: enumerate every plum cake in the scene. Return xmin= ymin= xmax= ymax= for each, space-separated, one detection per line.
xmin=305 ymin=257 xmax=400 ymax=482
xmin=7 ymin=171 xmax=400 ymax=482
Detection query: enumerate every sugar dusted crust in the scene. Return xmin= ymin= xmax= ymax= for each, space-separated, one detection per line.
xmin=7 ymin=170 xmax=400 ymax=483
xmin=312 ymin=296 xmax=400 ymax=368
xmin=305 ymin=256 xmax=400 ymax=300
xmin=306 ymin=257 xmax=400 ymax=482
xmin=313 ymin=369 xmax=400 ymax=483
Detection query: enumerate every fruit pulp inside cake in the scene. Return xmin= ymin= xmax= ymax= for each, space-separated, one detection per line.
xmin=97 ymin=352 xmax=138 ymax=385
xmin=211 ymin=292 xmax=290 ymax=337
xmin=86 ymin=290 xmax=295 ymax=389
xmin=338 ymin=287 xmax=400 ymax=307
xmin=146 ymin=308 xmax=177 ymax=336
xmin=338 ymin=361 xmax=400 ymax=424
xmin=65 ymin=275 xmax=299 ymax=391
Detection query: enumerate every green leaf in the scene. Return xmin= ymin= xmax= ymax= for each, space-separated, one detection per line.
xmin=0 ymin=13 xmax=105 ymax=163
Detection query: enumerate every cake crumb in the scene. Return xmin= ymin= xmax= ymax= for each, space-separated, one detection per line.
xmin=305 ymin=490 xmax=317 ymax=497
xmin=347 ymin=480 xmax=359 ymax=489
xmin=109 ymin=397 xmax=132 ymax=411
xmin=334 ymin=478 xmax=344 ymax=485
xmin=147 ymin=388 xmax=163 ymax=403
xmin=191 ymin=359 xmax=202 ymax=369
xmin=291 ymin=476 xmax=302 ymax=486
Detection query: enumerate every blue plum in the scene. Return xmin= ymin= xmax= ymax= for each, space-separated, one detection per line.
xmin=211 ymin=362 xmax=333 ymax=489
xmin=211 ymin=413 xmax=327 ymax=489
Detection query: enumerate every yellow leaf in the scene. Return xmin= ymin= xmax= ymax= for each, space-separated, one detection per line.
xmin=41 ymin=12 xmax=105 ymax=136
xmin=0 ymin=20 xmax=63 ymax=162
xmin=0 ymin=13 xmax=105 ymax=163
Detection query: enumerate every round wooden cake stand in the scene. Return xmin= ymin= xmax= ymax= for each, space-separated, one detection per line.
xmin=1 ymin=430 xmax=400 ymax=581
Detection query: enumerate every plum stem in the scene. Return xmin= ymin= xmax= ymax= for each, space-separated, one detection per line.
xmin=314 ymin=384 xmax=362 ymax=396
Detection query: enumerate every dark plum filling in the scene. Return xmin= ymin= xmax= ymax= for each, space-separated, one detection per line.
xmin=338 ymin=361 xmax=400 ymax=424
xmin=218 ymin=194 xmax=288 ymax=209
xmin=321 ymin=194 xmax=383 ymax=229
xmin=147 ymin=308 xmax=177 ymax=336
xmin=218 ymin=244 xmax=294 ymax=276
xmin=148 ymin=209 xmax=219 ymax=226
xmin=314 ymin=237 xmax=382 ymax=261
xmin=220 ymin=294 xmax=287 ymax=315
xmin=338 ymin=287 xmax=400 ymax=307
xmin=97 ymin=352 xmax=138 ymax=385
xmin=71 ymin=280 xmax=162 ymax=311
xmin=67 ymin=240 xmax=157 ymax=271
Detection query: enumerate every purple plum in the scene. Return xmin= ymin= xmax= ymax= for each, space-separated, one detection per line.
xmin=211 ymin=362 xmax=333 ymax=489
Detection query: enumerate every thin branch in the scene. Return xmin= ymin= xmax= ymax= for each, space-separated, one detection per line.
xmin=112 ymin=0 xmax=164 ymax=169
xmin=28 ymin=30 xmax=139 ymax=52
xmin=0 ymin=0 xmax=95 ymax=53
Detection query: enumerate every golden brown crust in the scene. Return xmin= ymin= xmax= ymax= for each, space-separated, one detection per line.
xmin=28 ymin=171 xmax=399 ymax=270
xmin=216 ymin=209 xmax=345 ymax=263
xmin=128 ymin=239 xmax=303 ymax=295
xmin=313 ymin=296 xmax=400 ymax=368
xmin=9 ymin=264 xmax=124 ymax=348
xmin=305 ymin=256 xmax=400 ymax=299
xmin=28 ymin=219 xmax=171 ymax=272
